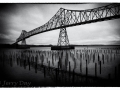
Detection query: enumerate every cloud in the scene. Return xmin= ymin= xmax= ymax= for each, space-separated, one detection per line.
xmin=0 ymin=33 xmax=15 ymax=44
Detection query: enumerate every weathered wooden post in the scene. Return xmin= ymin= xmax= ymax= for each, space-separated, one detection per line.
xmin=110 ymin=53 xmax=112 ymax=62
xmin=69 ymin=61 xmax=71 ymax=83
xmin=86 ymin=59 xmax=88 ymax=83
xmin=98 ymin=54 xmax=100 ymax=64
xmin=100 ymin=61 xmax=101 ymax=74
xmin=48 ymin=61 xmax=50 ymax=70
xmin=107 ymin=54 xmax=109 ymax=63
xmin=41 ymin=55 xmax=44 ymax=66
xmin=95 ymin=63 xmax=97 ymax=78
xmin=102 ymin=54 xmax=104 ymax=64
xmin=93 ymin=53 xmax=95 ymax=63
xmin=80 ymin=59 xmax=82 ymax=73
xmin=29 ymin=59 xmax=30 ymax=71
xmin=35 ymin=58 xmax=37 ymax=73
xmin=31 ymin=56 xmax=33 ymax=66
xmin=69 ymin=61 xmax=71 ymax=72
xmin=47 ymin=58 xmax=48 ymax=63
xmin=58 ymin=61 xmax=59 ymax=75
xmin=86 ymin=59 xmax=88 ymax=77
xmin=88 ymin=54 xmax=90 ymax=64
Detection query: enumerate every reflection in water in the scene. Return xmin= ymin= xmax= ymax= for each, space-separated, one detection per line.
xmin=0 ymin=46 xmax=120 ymax=86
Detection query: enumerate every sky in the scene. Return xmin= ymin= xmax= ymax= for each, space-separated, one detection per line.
xmin=0 ymin=3 xmax=120 ymax=45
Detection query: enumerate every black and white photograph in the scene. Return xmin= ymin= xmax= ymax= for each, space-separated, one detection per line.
xmin=0 ymin=1 xmax=120 ymax=87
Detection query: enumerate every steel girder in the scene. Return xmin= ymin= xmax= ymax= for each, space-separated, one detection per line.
xmin=16 ymin=4 xmax=120 ymax=43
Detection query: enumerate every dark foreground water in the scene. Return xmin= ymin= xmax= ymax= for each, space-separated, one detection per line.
xmin=0 ymin=45 xmax=120 ymax=87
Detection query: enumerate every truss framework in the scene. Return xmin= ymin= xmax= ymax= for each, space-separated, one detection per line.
xmin=58 ymin=28 xmax=69 ymax=46
xmin=16 ymin=4 xmax=120 ymax=43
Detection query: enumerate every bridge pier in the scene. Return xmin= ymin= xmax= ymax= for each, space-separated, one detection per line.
xmin=21 ymin=39 xmax=26 ymax=45
xmin=57 ymin=28 xmax=69 ymax=46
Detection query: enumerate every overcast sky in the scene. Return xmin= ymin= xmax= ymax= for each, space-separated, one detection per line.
xmin=0 ymin=3 xmax=120 ymax=45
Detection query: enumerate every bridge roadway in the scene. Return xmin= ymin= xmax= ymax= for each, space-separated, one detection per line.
xmin=16 ymin=4 xmax=120 ymax=43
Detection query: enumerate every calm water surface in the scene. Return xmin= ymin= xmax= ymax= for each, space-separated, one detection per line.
xmin=0 ymin=46 xmax=120 ymax=87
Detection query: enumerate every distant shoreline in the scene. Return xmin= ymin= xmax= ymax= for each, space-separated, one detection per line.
xmin=0 ymin=44 xmax=120 ymax=49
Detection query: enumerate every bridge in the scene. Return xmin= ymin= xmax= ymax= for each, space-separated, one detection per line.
xmin=15 ymin=4 xmax=120 ymax=46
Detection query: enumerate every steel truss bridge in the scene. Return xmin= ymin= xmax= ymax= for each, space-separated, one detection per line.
xmin=16 ymin=4 xmax=120 ymax=46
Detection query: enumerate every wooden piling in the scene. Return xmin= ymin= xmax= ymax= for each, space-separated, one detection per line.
xmin=93 ymin=54 xmax=95 ymax=63
xmin=80 ymin=59 xmax=82 ymax=73
xmin=110 ymin=54 xmax=112 ymax=62
xmin=57 ymin=61 xmax=59 ymax=68
xmin=100 ymin=61 xmax=101 ymax=74
xmin=42 ymin=55 xmax=44 ymax=66
xmin=48 ymin=61 xmax=50 ymax=70
xmin=88 ymin=54 xmax=90 ymax=64
xmin=86 ymin=59 xmax=88 ymax=77
xmin=47 ymin=58 xmax=48 ymax=63
xmin=35 ymin=59 xmax=37 ymax=73
xmin=86 ymin=59 xmax=88 ymax=83
xmin=95 ymin=63 xmax=97 ymax=77
xmin=29 ymin=60 xmax=30 ymax=71
xmin=98 ymin=54 xmax=100 ymax=62
xmin=102 ymin=54 xmax=104 ymax=64
xmin=69 ymin=61 xmax=71 ymax=72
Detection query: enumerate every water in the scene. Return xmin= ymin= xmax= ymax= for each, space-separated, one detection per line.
xmin=0 ymin=45 xmax=120 ymax=87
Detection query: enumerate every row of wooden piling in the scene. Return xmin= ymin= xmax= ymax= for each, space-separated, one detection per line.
xmin=0 ymin=49 xmax=120 ymax=82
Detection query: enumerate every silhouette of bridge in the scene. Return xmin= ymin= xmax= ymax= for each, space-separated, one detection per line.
xmin=15 ymin=4 xmax=120 ymax=46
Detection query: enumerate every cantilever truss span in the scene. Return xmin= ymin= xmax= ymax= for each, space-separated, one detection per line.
xmin=16 ymin=4 xmax=120 ymax=43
